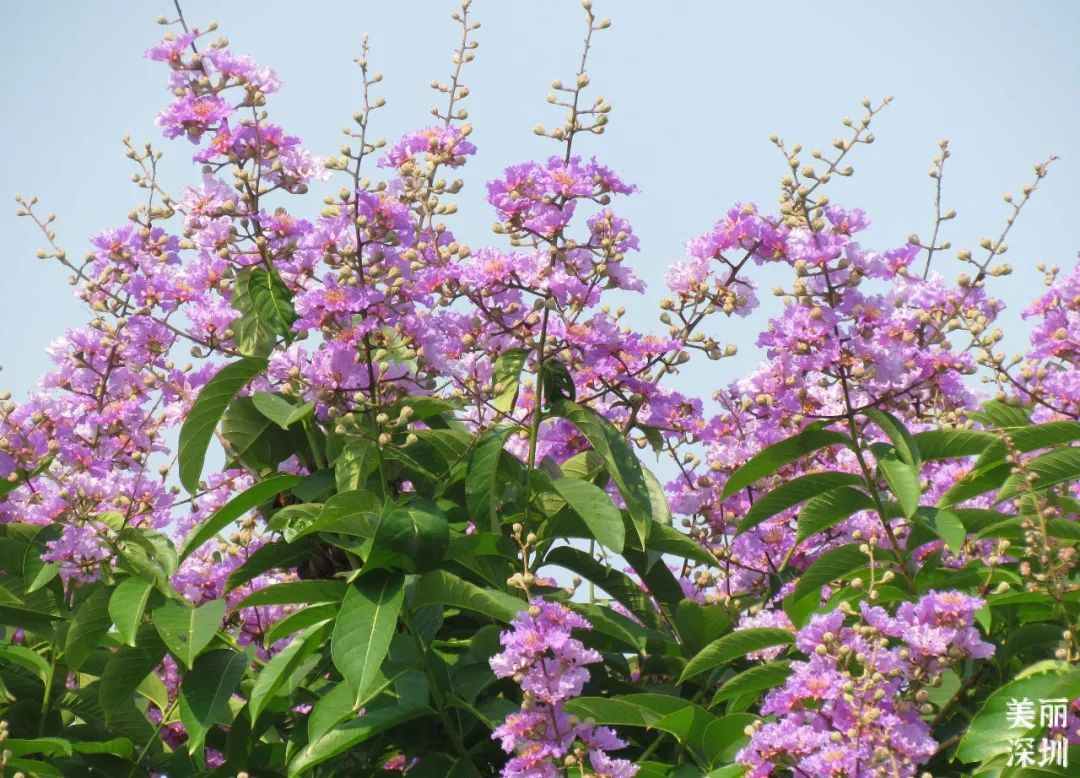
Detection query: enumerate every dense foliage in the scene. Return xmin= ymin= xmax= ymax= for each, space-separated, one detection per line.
xmin=1 ymin=3 xmax=1078 ymax=776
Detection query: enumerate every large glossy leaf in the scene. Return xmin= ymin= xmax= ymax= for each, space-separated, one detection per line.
xmin=365 ymin=501 xmax=449 ymax=574
xmin=178 ymin=357 xmax=267 ymax=492
xmin=864 ymin=408 xmax=920 ymax=469
xmin=956 ymin=661 xmax=1080 ymax=763
xmin=877 ymin=455 xmax=920 ymax=518
xmin=680 ymin=628 xmax=795 ymax=683
xmin=232 ymin=266 xmax=296 ymax=357
xmin=224 ymin=536 xmax=318 ymax=592
xmin=152 ymin=599 xmax=227 ymax=670
xmin=235 ymin=580 xmax=346 ymax=610
xmin=249 ymin=623 xmax=328 ymax=722
xmin=465 ymin=424 xmax=515 ymax=533
xmin=543 ymin=546 xmax=660 ymax=629
xmin=647 ymin=522 xmax=718 ymax=567
xmin=913 ymin=428 xmax=997 ymax=461
xmin=969 ymin=399 xmax=1031 ymax=429
xmin=99 ymin=624 xmax=167 ymax=716
xmin=674 ymin=600 xmax=733 ymax=656
xmin=996 ymin=447 xmax=1080 ymax=504
xmin=796 ymin=486 xmax=874 ymax=543
xmin=331 ymin=573 xmax=404 ymax=704
xmin=552 ymin=400 xmax=653 ymax=547
xmin=913 ymin=507 xmax=966 ymax=554
xmin=938 ymin=461 xmax=1011 ymax=508
xmin=492 ymin=348 xmax=529 ymax=414
xmin=0 ymin=603 xmax=64 ymax=632
xmin=64 ymin=585 xmax=112 ymax=671
xmin=179 ymin=647 xmax=252 ymax=754
xmin=410 ymin=570 xmax=523 ymax=623
xmin=250 ymin=392 xmax=315 ymax=430
xmin=723 ymin=426 xmax=850 ymax=497
xmin=711 ymin=661 xmax=791 ymax=705
xmin=0 ymin=644 xmax=50 ymax=681
xmin=793 ymin=543 xmax=869 ymax=601
xmin=1008 ymin=419 xmax=1080 ymax=452
xmin=179 ymin=474 xmax=301 ymax=562
xmin=24 ymin=523 xmax=62 ymax=593
xmin=551 ymin=476 xmax=624 ymax=552
xmin=642 ymin=465 xmax=673 ymax=527
xmin=264 ymin=603 xmax=339 ymax=646
xmin=109 ymin=577 xmax=154 ymax=647
xmin=736 ymin=472 xmax=863 ymax=536
xmin=288 ymin=703 xmax=431 ymax=776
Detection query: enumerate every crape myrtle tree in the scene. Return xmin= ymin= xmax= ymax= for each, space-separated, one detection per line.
xmin=0 ymin=1 xmax=1078 ymax=776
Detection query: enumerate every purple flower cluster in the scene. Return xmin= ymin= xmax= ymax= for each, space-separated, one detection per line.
xmin=489 ymin=599 xmax=637 ymax=778
xmin=664 ymin=200 xmax=1013 ymax=598
xmin=738 ymin=591 xmax=993 ymax=777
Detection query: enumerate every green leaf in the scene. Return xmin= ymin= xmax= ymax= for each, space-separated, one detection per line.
xmin=736 ymin=472 xmax=863 ymax=536
xmin=410 ymin=570 xmax=523 ymax=623
xmin=178 ymin=356 xmax=267 ymax=492
xmin=2 ymin=738 xmax=73 ymax=757
xmin=674 ymin=600 xmax=733 ymax=656
xmin=64 ymin=585 xmax=112 ymax=671
xmin=956 ymin=662 xmax=1080 ymax=763
xmin=24 ymin=523 xmax=62 ymax=593
xmin=100 ymin=624 xmax=167 ymax=716
xmin=543 ymin=546 xmax=660 ymax=629
xmin=492 ymin=348 xmax=529 ymax=414
xmin=551 ymin=476 xmax=625 ymax=553
xmin=564 ymin=696 xmax=655 ymax=728
xmin=71 ymin=737 xmax=134 ymax=758
xmin=647 ymin=522 xmax=719 ymax=567
xmin=996 ymin=447 xmax=1080 ymax=504
xmin=552 ymin=400 xmax=653 ymax=546
xmin=288 ymin=703 xmax=430 ymax=776
xmin=115 ymin=527 xmax=178 ymax=586
xmin=680 ymin=628 xmax=795 ymax=683
xmin=250 ymin=391 xmax=315 ymax=430
xmin=264 ymin=603 xmax=338 ymax=646
xmin=913 ymin=507 xmax=967 ymax=554
xmin=540 ymin=358 xmax=576 ymax=405
xmin=152 ymin=599 xmax=227 ymax=670
xmin=913 ymin=428 xmax=997 ymax=461
xmin=235 ymin=580 xmax=346 ymax=610
xmin=249 ymin=623 xmax=327 ymax=721
xmin=723 ymin=426 xmax=850 ymax=498
xmin=109 ymin=577 xmax=154 ymax=647
xmin=179 ymin=647 xmax=252 ymax=755
xmin=877 ymin=455 xmax=920 ymax=518
xmin=0 ymin=456 xmax=53 ymax=500
xmin=0 ymin=603 xmax=63 ymax=633
xmin=711 ymin=661 xmax=791 ymax=705
xmin=793 ymin=543 xmax=869 ymax=601
xmin=232 ymin=266 xmax=296 ymax=356
xmin=365 ymin=501 xmax=449 ymax=574
xmin=938 ymin=461 xmax=1012 ymax=508
xmin=224 ymin=537 xmax=317 ymax=592
xmin=1008 ymin=420 xmax=1080 ymax=452
xmin=219 ymin=395 xmax=276 ymax=468
xmin=179 ymin=474 xmax=301 ymax=562
xmin=969 ymin=398 xmax=1032 ymax=429
xmin=642 ymin=465 xmax=673 ymax=526
xmin=796 ymin=486 xmax=874 ymax=543
xmin=0 ymin=644 xmax=50 ymax=681
xmin=864 ymin=408 xmax=920 ymax=469
xmin=331 ymin=573 xmax=404 ymax=704
xmin=465 ymin=424 xmax=515 ymax=533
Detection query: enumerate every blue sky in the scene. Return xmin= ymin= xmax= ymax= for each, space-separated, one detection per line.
xmin=2 ymin=1 xmax=1078 ymax=400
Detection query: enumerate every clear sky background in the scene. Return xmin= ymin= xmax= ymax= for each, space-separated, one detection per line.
xmin=2 ymin=1 xmax=1078 ymax=402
